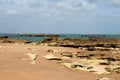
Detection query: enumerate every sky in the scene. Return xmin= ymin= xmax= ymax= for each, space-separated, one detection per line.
xmin=0 ymin=0 xmax=120 ymax=34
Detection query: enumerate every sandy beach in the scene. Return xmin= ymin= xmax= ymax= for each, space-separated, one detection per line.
xmin=0 ymin=43 xmax=119 ymax=80
xmin=1 ymin=0 xmax=120 ymax=79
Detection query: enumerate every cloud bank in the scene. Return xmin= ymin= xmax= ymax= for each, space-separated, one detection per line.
xmin=0 ymin=0 xmax=120 ymax=16
xmin=0 ymin=0 xmax=120 ymax=34
xmin=0 ymin=0 xmax=96 ymax=16
xmin=109 ymin=0 xmax=120 ymax=7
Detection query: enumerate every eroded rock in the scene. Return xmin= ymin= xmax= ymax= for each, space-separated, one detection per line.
xmin=20 ymin=52 xmax=37 ymax=64
xmin=61 ymin=52 xmax=73 ymax=58
xmin=44 ymin=54 xmax=61 ymax=60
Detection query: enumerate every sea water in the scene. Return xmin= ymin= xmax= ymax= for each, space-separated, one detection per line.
xmin=0 ymin=33 xmax=120 ymax=42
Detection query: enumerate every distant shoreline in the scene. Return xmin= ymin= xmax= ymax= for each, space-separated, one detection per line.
xmin=0 ymin=33 xmax=120 ymax=42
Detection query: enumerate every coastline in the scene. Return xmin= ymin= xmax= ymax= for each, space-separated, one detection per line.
xmin=0 ymin=36 xmax=120 ymax=80
xmin=1 ymin=33 xmax=120 ymax=42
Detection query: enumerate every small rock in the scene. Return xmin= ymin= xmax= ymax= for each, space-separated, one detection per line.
xmin=61 ymin=52 xmax=73 ymax=58
xmin=47 ymin=49 xmax=58 ymax=53
xmin=44 ymin=54 xmax=61 ymax=60
xmin=96 ymin=77 xmax=116 ymax=80
xmin=113 ymin=66 xmax=120 ymax=73
xmin=20 ymin=52 xmax=37 ymax=64
xmin=24 ymin=53 xmax=37 ymax=60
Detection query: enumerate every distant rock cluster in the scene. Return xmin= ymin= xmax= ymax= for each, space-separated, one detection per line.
xmin=20 ymin=34 xmax=59 ymax=37
xmin=41 ymin=37 xmax=120 ymax=47
xmin=0 ymin=36 xmax=32 ymax=44
xmin=39 ymin=37 xmax=120 ymax=54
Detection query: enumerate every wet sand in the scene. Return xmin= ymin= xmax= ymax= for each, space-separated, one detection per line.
xmin=0 ymin=43 xmax=119 ymax=80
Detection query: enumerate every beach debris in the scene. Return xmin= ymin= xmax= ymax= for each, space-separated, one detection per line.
xmin=44 ymin=54 xmax=61 ymax=60
xmin=61 ymin=52 xmax=73 ymax=58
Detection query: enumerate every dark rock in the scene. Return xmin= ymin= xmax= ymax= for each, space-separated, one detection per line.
xmin=20 ymin=34 xmax=59 ymax=37
xmin=0 ymin=36 xmax=32 ymax=44
xmin=71 ymin=64 xmax=84 ymax=68
xmin=113 ymin=67 xmax=120 ymax=73
xmin=0 ymin=36 xmax=9 ymax=39
xmin=24 ymin=40 xmax=32 ymax=44
xmin=2 ymin=40 xmax=15 ymax=43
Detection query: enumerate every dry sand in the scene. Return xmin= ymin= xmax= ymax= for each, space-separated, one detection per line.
xmin=0 ymin=43 xmax=119 ymax=80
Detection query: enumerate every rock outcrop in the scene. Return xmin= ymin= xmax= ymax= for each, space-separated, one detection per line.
xmin=40 ymin=37 xmax=120 ymax=54
xmin=0 ymin=36 xmax=32 ymax=44
xmin=44 ymin=49 xmax=120 ymax=75
xmin=40 ymin=37 xmax=120 ymax=48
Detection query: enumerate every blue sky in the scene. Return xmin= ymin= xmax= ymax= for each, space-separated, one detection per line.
xmin=0 ymin=0 xmax=120 ymax=34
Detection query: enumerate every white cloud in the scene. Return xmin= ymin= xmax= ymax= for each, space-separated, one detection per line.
xmin=0 ymin=0 xmax=105 ymax=16
xmin=0 ymin=0 xmax=14 ymax=4
xmin=109 ymin=0 xmax=120 ymax=6
xmin=6 ymin=9 xmax=18 ymax=16
xmin=34 ymin=0 xmax=96 ymax=16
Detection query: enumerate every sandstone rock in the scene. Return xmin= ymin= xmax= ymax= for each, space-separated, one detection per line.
xmin=47 ymin=49 xmax=54 ymax=52
xmin=61 ymin=52 xmax=73 ymax=58
xmin=24 ymin=53 xmax=37 ymax=60
xmin=44 ymin=54 xmax=61 ymax=60
xmin=112 ymin=66 xmax=120 ymax=73
xmin=20 ymin=52 xmax=37 ymax=64
xmin=96 ymin=77 xmax=111 ymax=80
xmin=60 ymin=62 xmax=72 ymax=69
xmin=47 ymin=49 xmax=58 ymax=53
xmin=71 ymin=62 xmax=85 ymax=69
xmin=76 ymin=53 xmax=91 ymax=59
xmin=99 ymin=60 xmax=110 ymax=65
xmin=78 ymin=47 xmax=88 ymax=50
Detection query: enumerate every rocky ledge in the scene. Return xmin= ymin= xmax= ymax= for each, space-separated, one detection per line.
xmin=40 ymin=37 xmax=120 ymax=47
xmin=0 ymin=36 xmax=32 ymax=44
xmin=44 ymin=49 xmax=120 ymax=75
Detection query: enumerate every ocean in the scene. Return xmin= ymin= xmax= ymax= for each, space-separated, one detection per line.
xmin=0 ymin=33 xmax=120 ymax=42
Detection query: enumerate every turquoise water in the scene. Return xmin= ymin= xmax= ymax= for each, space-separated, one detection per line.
xmin=0 ymin=33 xmax=120 ymax=42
